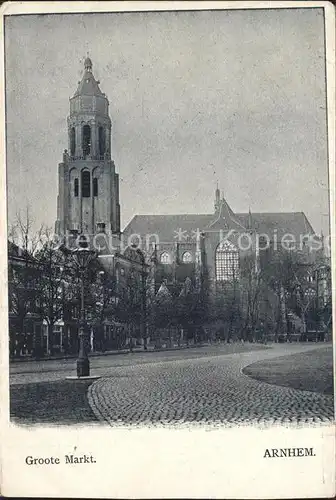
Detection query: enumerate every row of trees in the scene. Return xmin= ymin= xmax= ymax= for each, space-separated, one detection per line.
xmin=8 ymin=209 xmax=150 ymax=356
xmin=142 ymin=247 xmax=330 ymax=347
xmin=147 ymin=248 xmax=331 ymax=346
xmin=8 ymin=210 xmax=75 ymax=355
xmin=8 ymin=209 xmax=332 ymax=357
xmin=208 ymin=249 xmax=331 ymax=343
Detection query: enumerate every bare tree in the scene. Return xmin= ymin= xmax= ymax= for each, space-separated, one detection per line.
xmin=117 ymin=265 xmax=146 ymax=352
xmin=8 ymin=208 xmax=45 ymax=356
xmin=240 ymin=255 xmax=263 ymax=342
xmin=34 ymin=228 xmax=72 ymax=354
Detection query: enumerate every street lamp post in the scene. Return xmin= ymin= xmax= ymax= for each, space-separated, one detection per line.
xmin=74 ymin=246 xmax=97 ymax=377
xmin=78 ymin=264 xmax=89 ymax=376
xmin=64 ymin=243 xmax=97 ymax=377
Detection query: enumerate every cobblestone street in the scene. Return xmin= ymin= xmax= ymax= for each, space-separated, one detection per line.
xmin=10 ymin=343 xmax=334 ymax=426
xmin=88 ymin=343 xmax=334 ymax=427
xmin=9 ymin=343 xmax=268 ymax=385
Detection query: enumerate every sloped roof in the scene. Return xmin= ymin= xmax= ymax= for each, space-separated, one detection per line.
xmin=73 ymin=69 xmax=104 ymax=98
xmin=123 ymin=214 xmax=213 ymax=242
xmin=208 ymin=198 xmax=247 ymax=231
xmin=156 ymin=282 xmax=172 ymax=300
xmin=8 ymin=240 xmax=21 ymax=256
xmin=7 ymin=240 xmax=36 ymax=263
xmin=123 ymin=211 xmax=315 ymax=242
xmin=236 ymin=212 xmax=315 ymax=238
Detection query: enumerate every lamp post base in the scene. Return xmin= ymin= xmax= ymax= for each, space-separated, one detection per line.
xmin=77 ymin=357 xmax=90 ymax=377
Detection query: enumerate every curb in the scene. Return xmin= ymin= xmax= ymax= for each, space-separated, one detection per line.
xmin=10 ymin=343 xmax=209 ymax=363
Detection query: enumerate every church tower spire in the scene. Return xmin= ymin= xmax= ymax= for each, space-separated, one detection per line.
xmin=214 ymin=183 xmax=220 ymax=212
xmin=84 ymin=55 xmax=92 ymax=72
xmin=55 ymin=57 xmax=121 ymax=238
xmin=248 ymin=207 xmax=253 ymax=230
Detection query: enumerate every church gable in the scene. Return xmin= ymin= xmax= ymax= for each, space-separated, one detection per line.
xmin=207 ymin=195 xmax=247 ymax=232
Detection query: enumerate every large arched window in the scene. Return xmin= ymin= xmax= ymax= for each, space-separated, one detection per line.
xmin=70 ymin=127 xmax=76 ymax=156
xmin=81 ymin=170 xmax=91 ymax=197
xmin=99 ymin=126 xmax=105 ymax=157
xmin=160 ymin=252 xmax=171 ymax=264
xmin=182 ymin=251 xmax=193 ymax=263
xmin=115 ymin=265 xmax=120 ymax=284
xmin=93 ymin=177 xmax=98 ymax=197
xmin=215 ymin=240 xmax=239 ymax=281
xmin=82 ymin=125 xmax=91 ymax=157
xmin=74 ymin=178 xmax=79 ymax=197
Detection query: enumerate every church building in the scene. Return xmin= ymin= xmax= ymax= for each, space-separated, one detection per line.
xmin=54 ymin=58 xmax=329 ymax=344
xmin=123 ymin=186 xmax=319 ymax=293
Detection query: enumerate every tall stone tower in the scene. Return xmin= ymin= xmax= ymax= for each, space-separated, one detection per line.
xmin=55 ymin=57 xmax=120 ymax=237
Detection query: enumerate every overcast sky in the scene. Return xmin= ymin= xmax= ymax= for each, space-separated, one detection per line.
xmin=4 ymin=8 xmax=330 ymax=236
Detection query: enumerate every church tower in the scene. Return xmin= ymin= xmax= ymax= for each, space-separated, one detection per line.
xmin=55 ymin=57 xmax=120 ymax=237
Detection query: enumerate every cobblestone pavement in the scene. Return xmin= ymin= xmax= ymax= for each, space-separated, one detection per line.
xmin=88 ymin=343 xmax=334 ymax=427
xmin=10 ymin=343 xmax=268 ymax=385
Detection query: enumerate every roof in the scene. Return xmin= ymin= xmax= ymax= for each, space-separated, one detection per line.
xmin=123 ymin=214 xmax=213 ymax=242
xmin=7 ymin=240 xmax=33 ymax=260
xmin=123 ymin=211 xmax=315 ymax=243
xmin=7 ymin=241 xmax=39 ymax=270
xmin=8 ymin=240 xmax=21 ymax=256
xmin=73 ymin=69 xmax=104 ymax=98
xmin=236 ymin=212 xmax=315 ymax=238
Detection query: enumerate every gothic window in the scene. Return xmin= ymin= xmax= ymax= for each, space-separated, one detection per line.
xmin=182 ymin=251 xmax=193 ymax=263
xmin=70 ymin=127 xmax=76 ymax=156
xmin=82 ymin=125 xmax=91 ymax=156
xmin=93 ymin=178 xmax=98 ymax=197
xmin=215 ymin=240 xmax=240 ymax=281
xmin=305 ymin=288 xmax=316 ymax=298
xmin=160 ymin=252 xmax=171 ymax=264
xmin=115 ymin=265 xmax=120 ymax=284
xmin=74 ymin=178 xmax=79 ymax=197
xmin=81 ymin=170 xmax=91 ymax=197
xmin=99 ymin=126 xmax=105 ymax=157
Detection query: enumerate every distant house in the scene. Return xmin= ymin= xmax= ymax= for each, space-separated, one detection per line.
xmin=7 ymin=241 xmax=42 ymax=358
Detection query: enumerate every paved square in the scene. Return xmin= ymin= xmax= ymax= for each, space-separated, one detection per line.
xmin=87 ymin=344 xmax=334 ymax=427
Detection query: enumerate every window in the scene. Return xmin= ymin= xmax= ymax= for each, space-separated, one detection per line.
xmin=74 ymin=178 xmax=79 ymax=197
xmin=160 ymin=252 xmax=171 ymax=264
xmin=115 ymin=266 xmax=120 ymax=284
xmin=305 ymin=288 xmax=316 ymax=298
xmin=182 ymin=251 xmax=193 ymax=263
xmin=99 ymin=126 xmax=105 ymax=156
xmin=81 ymin=170 xmax=91 ymax=197
xmin=215 ymin=240 xmax=239 ymax=281
xmin=82 ymin=125 xmax=91 ymax=156
xmin=53 ymin=325 xmax=62 ymax=347
xmin=70 ymin=127 xmax=76 ymax=156
xmin=93 ymin=177 xmax=98 ymax=197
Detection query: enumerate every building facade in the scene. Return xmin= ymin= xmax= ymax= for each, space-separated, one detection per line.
xmin=52 ymin=58 xmax=331 ymax=347
xmin=55 ymin=57 xmax=120 ymax=237
xmin=7 ymin=241 xmax=43 ymax=358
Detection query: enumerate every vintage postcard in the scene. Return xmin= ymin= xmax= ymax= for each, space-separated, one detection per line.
xmin=0 ymin=1 xmax=335 ymax=498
